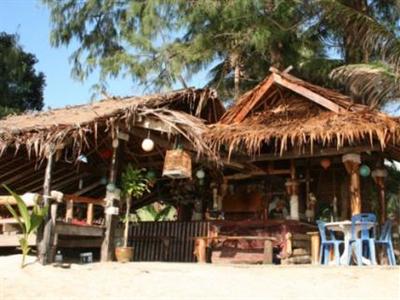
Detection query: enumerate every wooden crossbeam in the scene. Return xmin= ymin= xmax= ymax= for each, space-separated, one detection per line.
xmin=272 ymin=73 xmax=342 ymax=113
xmin=233 ymin=76 xmax=275 ymax=123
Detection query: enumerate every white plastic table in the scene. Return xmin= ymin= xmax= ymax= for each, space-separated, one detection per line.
xmin=325 ymin=220 xmax=376 ymax=265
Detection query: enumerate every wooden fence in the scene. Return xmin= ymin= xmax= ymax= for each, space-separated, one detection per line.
xmin=129 ymin=221 xmax=210 ymax=262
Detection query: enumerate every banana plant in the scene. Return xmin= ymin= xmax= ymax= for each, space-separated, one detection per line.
xmin=3 ymin=184 xmax=48 ymax=268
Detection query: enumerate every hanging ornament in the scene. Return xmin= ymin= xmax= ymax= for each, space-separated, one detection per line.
xmin=146 ymin=170 xmax=157 ymax=181
xmin=141 ymin=131 xmax=154 ymax=152
xmin=106 ymin=183 xmax=116 ymax=192
xmin=320 ymin=158 xmax=331 ymax=170
xmin=196 ymin=169 xmax=205 ymax=179
xmin=141 ymin=138 xmax=154 ymax=152
xmin=359 ymin=164 xmax=371 ymax=177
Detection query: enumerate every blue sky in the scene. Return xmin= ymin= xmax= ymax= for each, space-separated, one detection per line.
xmin=0 ymin=0 xmax=208 ymax=109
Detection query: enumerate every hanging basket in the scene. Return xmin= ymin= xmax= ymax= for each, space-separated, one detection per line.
xmin=162 ymin=149 xmax=192 ymax=179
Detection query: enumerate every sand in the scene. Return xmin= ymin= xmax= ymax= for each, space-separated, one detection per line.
xmin=0 ymin=255 xmax=399 ymax=300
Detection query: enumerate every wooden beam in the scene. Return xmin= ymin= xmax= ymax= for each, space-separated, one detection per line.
xmin=57 ymin=238 xmax=102 ymax=248
xmin=63 ymin=194 xmax=105 ymax=206
xmin=272 ymin=73 xmax=342 ymax=113
xmin=55 ymin=222 xmax=104 ymax=237
xmin=37 ymin=146 xmax=55 ymax=265
xmin=242 ymin=145 xmax=380 ymax=162
xmin=233 ymin=76 xmax=275 ymax=123
xmin=101 ymin=137 xmax=120 ymax=262
xmin=134 ymin=117 xmax=177 ymax=134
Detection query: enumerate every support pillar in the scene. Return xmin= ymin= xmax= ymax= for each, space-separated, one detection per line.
xmin=101 ymin=137 xmax=120 ymax=262
xmin=372 ymin=168 xmax=388 ymax=224
xmin=38 ymin=145 xmax=55 ymax=265
xmin=342 ymin=154 xmax=362 ymax=216
xmin=285 ymin=160 xmax=299 ymax=220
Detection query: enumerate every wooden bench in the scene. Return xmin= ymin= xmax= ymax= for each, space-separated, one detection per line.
xmin=194 ymin=235 xmax=277 ymax=264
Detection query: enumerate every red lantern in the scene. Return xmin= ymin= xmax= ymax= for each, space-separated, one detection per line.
xmin=320 ymin=158 xmax=331 ymax=170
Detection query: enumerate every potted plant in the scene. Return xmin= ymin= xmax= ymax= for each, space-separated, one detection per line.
xmin=115 ymin=165 xmax=150 ymax=262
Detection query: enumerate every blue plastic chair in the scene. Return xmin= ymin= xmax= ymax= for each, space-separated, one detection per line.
xmin=348 ymin=213 xmax=377 ymax=265
xmin=317 ymin=220 xmax=344 ymax=265
xmin=375 ymin=220 xmax=396 ymax=265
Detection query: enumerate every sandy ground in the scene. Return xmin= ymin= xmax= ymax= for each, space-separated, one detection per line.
xmin=0 ymin=255 xmax=399 ymax=300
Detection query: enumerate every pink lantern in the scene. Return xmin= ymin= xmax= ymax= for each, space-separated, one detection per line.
xmin=320 ymin=158 xmax=331 ymax=170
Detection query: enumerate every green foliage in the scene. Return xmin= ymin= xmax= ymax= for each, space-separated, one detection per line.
xmin=121 ymin=165 xmax=150 ymax=200
xmin=386 ymin=164 xmax=400 ymax=217
xmin=2 ymin=185 xmax=48 ymax=267
xmin=120 ymin=164 xmax=150 ymax=247
xmin=0 ymin=32 xmax=45 ymax=118
xmin=43 ymin=0 xmax=400 ymax=106
xmin=136 ymin=203 xmax=176 ymax=222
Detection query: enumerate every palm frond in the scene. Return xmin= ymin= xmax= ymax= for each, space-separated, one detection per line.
xmin=330 ymin=63 xmax=400 ymax=107
xmin=319 ymin=0 xmax=400 ymax=71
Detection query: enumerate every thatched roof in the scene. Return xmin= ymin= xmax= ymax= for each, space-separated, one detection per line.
xmin=205 ymin=68 xmax=400 ymax=159
xmin=0 ymin=88 xmax=224 ymax=159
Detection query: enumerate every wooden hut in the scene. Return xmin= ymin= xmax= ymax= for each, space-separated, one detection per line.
xmin=201 ymin=68 xmax=400 ymax=264
xmin=0 ymin=88 xmax=224 ymax=263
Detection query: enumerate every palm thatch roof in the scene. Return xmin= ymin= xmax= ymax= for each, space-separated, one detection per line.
xmin=0 ymin=88 xmax=224 ymax=159
xmin=205 ymin=68 xmax=400 ymax=160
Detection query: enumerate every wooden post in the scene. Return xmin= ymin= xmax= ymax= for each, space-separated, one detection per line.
xmin=86 ymin=203 xmax=94 ymax=225
xmin=194 ymin=238 xmax=207 ymax=263
xmin=342 ymin=154 xmax=362 ymax=216
xmin=38 ymin=145 xmax=55 ymax=265
xmin=307 ymin=231 xmax=320 ymax=265
xmin=101 ymin=138 xmax=119 ymax=262
xmin=263 ymin=240 xmax=273 ymax=264
xmin=65 ymin=200 xmax=73 ymax=222
xmin=372 ymin=168 xmax=388 ymax=224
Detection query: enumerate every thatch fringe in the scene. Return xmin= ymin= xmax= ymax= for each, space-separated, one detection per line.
xmin=205 ymin=69 xmax=400 ymax=159
xmin=0 ymin=88 xmax=223 ymax=160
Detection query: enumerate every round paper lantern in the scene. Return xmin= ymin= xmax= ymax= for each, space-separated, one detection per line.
xmin=100 ymin=176 xmax=108 ymax=185
xmin=196 ymin=169 xmax=205 ymax=179
xmin=106 ymin=183 xmax=116 ymax=192
xmin=146 ymin=170 xmax=157 ymax=180
xmin=141 ymin=138 xmax=154 ymax=152
xmin=320 ymin=158 xmax=331 ymax=170
xmin=359 ymin=164 xmax=371 ymax=177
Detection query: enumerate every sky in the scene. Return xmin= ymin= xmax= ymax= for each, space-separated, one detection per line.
xmin=0 ymin=0 xmax=208 ymax=109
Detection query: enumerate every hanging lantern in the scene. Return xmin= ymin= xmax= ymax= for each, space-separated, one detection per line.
xmin=106 ymin=183 xmax=116 ymax=192
xmin=146 ymin=170 xmax=157 ymax=181
xmin=163 ymin=149 xmax=192 ymax=179
xmin=100 ymin=176 xmax=108 ymax=185
xmin=196 ymin=169 xmax=205 ymax=179
xmin=141 ymin=138 xmax=155 ymax=152
xmin=320 ymin=158 xmax=331 ymax=170
xmin=359 ymin=164 xmax=371 ymax=177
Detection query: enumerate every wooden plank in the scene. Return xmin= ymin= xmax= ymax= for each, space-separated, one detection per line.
xmin=57 ymin=238 xmax=102 ymax=248
xmin=272 ymin=73 xmax=342 ymax=113
xmin=63 ymin=195 xmax=105 ymax=206
xmin=233 ymin=76 xmax=275 ymax=123
xmin=55 ymin=222 xmax=104 ymax=237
